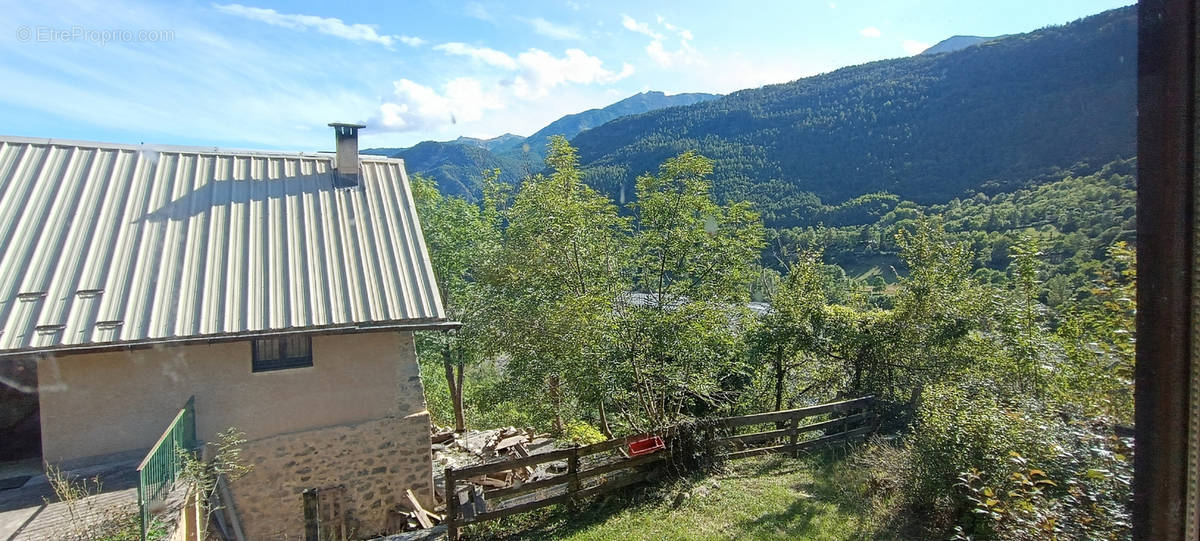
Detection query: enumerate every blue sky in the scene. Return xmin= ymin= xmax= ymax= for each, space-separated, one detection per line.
xmin=0 ymin=0 xmax=1131 ymax=150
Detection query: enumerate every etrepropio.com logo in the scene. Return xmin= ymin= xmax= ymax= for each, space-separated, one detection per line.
xmin=15 ymin=25 xmax=175 ymax=45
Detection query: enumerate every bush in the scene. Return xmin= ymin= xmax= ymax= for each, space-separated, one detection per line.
xmin=898 ymin=382 xmax=1132 ymax=539
xmin=905 ymin=383 xmax=1047 ymax=517
xmin=563 ymin=420 xmax=606 ymax=445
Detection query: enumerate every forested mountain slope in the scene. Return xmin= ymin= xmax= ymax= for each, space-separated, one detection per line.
xmin=573 ymin=6 xmax=1135 ymax=219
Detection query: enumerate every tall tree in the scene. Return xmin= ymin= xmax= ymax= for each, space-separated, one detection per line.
xmin=484 ymin=136 xmax=630 ymax=432
xmin=411 ymin=173 xmax=499 ymax=431
xmin=614 ymin=151 xmax=766 ymax=427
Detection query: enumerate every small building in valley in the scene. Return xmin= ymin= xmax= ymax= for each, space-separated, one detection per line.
xmin=0 ymin=124 xmax=452 ymax=538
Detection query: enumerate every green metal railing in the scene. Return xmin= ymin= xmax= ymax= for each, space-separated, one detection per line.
xmin=137 ymin=396 xmax=196 ymax=541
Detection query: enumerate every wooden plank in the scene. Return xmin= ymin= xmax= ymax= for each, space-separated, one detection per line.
xmin=445 ymin=468 xmax=459 ymax=540
xmin=719 ymin=426 xmax=795 ymax=445
xmin=494 ymin=435 xmax=528 ymax=452
xmin=470 ymin=475 xmax=510 ymax=488
xmin=577 ymin=451 xmax=666 ymax=481
xmin=405 ymin=489 xmax=433 ymax=529
xmin=577 ymin=436 xmax=633 ymax=456
xmin=714 ymin=396 xmax=874 ymax=428
xmin=486 ymin=473 xmax=571 ymax=501
xmin=793 ymin=424 xmax=877 ymax=452
xmin=796 ymin=411 xmax=874 ymax=434
xmin=451 ymin=447 xmax=575 ymax=478
xmin=472 ymin=493 xmax=571 ymax=523
xmin=722 ymin=443 xmax=792 ymax=460
xmin=575 ymin=470 xmax=652 ymax=500
xmin=567 ymin=446 xmax=581 ymax=511
xmin=789 ymin=416 xmax=800 ymax=458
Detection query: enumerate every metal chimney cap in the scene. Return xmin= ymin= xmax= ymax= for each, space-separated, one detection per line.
xmin=328 ymin=122 xmax=366 ymax=129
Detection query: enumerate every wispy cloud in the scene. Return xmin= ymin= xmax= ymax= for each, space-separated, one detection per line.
xmin=378 ymin=42 xmax=634 ymax=131
xmin=902 ymin=39 xmax=930 ymax=55
xmin=435 ymin=42 xmax=519 ymax=69
xmin=524 ymin=17 xmax=583 ymax=40
xmin=859 ymin=26 xmax=882 ymax=38
xmin=621 ymin=14 xmax=663 ymax=40
xmin=622 ymin=15 xmax=704 ymax=68
xmin=398 ymin=35 xmax=426 ymax=47
xmin=465 ymin=2 xmax=493 ymax=22
xmin=213 ymin=4 xmax=405 ymax=47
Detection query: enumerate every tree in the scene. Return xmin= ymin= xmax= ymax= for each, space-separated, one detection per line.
xmin=614 ymin=151 xmax=766 ymax=427
xmin=750 ymin=249 xmax=832 ymax=413
xmin=411 ymin=173 xmax=500 ymax=431
xmin=483 ymin=136 xmax=630 ymax=432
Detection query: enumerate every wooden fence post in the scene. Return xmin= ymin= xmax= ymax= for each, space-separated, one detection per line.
xmin=567 ymin=445 xmax=581 ymax=511
xmin=302 ymin=489 xmax=319 ymax=541
xmin=789 ymin=416 xmax=800 ymax=458
xmin=445 ymin=468 xmax=458 ymax=541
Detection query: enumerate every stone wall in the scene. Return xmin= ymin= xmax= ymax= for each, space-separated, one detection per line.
xmin=228 ymin=412 xmax=434 ymax=540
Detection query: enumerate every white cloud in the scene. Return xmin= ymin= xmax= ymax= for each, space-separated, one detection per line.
xmin=622 ymin=14 xmax=704 ymax=68
xmin=381 ymin=45 xmax=633 ymax=131
xmin=434 ymin=42 xmax=518 ymax=69
xmin=375 ymin=77 xmax=504 ymax=132
xmin=524 ymin=17 xmax=582 ymax=40
xmin=213 ymin=4 xmax=399 ymax=47
xmin=465 ymin=2 xmax=493 ymax=22
xmin=828 ymin=2 xmax=837 ymax=8
xmin=435 ymin=41 xmax=631 ymax=98
xmin=512 ymin=48 xmax=633 ymax=98
xmin=902 ymin=39 xmax=931 ymax=55
xmin=398 ymin=35 xmax=426 ymax=47
xmin=859 ymin=26 xmax=882 ymax=38
xmin=621 ymin=15 xmax=663 ymax=40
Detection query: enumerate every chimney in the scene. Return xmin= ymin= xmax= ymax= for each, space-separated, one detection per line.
xmin=329 ymin=122 xmax=366 ymax=186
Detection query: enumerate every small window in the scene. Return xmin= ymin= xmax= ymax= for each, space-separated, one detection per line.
xmin=252 ymin=335 xmax=313 ymax=372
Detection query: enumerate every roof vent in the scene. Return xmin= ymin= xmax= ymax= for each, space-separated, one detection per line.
xmin=329 ymin=122 xmax=366 ymax=187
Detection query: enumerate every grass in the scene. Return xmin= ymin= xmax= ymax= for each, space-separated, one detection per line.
xmin=467 ymin=446 xmax=914 ymax=541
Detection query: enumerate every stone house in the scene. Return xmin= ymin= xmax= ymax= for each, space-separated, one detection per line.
xmin=0 ymin=124 xmax=453 ymax=538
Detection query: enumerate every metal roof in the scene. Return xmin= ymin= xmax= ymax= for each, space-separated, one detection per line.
xmin=0 ymin=135 xmax=446 ymax=357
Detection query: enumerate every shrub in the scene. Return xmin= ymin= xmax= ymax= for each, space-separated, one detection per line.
xmin=905 ymin=383 xmax=1046 ymax=517
xmin=563 ymin=420 xmax=606 ymax=445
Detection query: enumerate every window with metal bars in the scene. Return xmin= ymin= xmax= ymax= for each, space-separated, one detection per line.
xmin=251 ymin=335 xmax=313 ymax=372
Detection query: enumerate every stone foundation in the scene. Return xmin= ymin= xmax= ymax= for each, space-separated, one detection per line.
xmin=228 ymin=413 xmax=434 ymax=540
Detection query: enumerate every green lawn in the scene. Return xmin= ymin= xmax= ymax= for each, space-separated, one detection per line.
xmin=470 ymin=450 xmax=909 ymax=541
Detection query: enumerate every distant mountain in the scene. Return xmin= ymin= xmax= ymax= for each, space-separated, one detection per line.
xmin=921 ymin=35 xmax=996 ymax=55
xmin=387 ymin=140 xmax=517 ymax=197
xmin=364 ymin=90 xmax=720 ymax=197
xmin=500 ymin=91 xmax=720 ymax=161
xmin=360 ymin=133 xmax=522 ymax=158
xmin=570 ymin=6 xmax=1136 ymax=228
xmin=455 ymin=133 xmax=524 ymax=152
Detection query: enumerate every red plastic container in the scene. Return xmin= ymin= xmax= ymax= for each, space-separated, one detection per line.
xmin=628 ymin=435 xmax=665 ymax=457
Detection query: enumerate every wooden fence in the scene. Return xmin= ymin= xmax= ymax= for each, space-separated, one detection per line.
xmin=709 ymin=395 xmax=878 ymax=460
xmin=443 ymin=395 xmax=877 ymax=539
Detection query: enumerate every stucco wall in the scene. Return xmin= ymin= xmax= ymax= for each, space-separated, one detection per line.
xmin=36 ymin=330 xmax=424 ymax=464
xmin=228 ymin=412 xmax=435 ymax=540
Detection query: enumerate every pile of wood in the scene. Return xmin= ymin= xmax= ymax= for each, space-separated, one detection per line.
xmin=427 ymin=426 xmax=568 ymax=509
xmin=386 ymin=489 xmax=445 ymax=533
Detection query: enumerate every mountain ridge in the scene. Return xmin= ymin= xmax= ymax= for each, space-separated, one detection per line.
xmin=569 ymin=5 xmax=1135 ymax=228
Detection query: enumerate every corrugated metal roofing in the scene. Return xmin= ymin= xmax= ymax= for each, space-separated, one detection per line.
xmin=0 ymin=136 xmax=446 ymax=357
